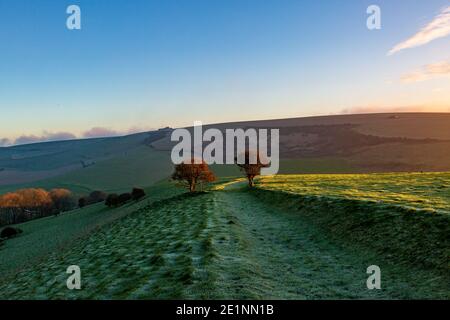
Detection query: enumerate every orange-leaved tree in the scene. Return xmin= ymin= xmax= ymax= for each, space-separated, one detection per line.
xmin=172 ymin=158 xmax=216 ymax=192
xmin=235 ymin=151 xmax=269 ymax=187
xmin=0 ymin=188 xmax=52 ymax=208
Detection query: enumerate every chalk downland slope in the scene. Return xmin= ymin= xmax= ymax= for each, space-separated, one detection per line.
xmin=0 ymin=173 xmax=448 ymax=299
xmin=151 ymin=112 xmax=450 ymax=173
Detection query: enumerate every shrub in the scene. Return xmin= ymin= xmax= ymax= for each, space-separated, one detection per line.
xmin=49 ymin=189 xmax=76 ymax=214
xmin=88 ymin=191 xmax=107 ymax=203
xmin=78 ymin=191 xmax=107 ymax=208
xmin=118 ymin=193 xmax=132 ymax=205
xmin=78 ymin=197 xmax=87 ymax=208
xmin=131 ymin=188 xmax=146 ymax=201
xmin=105 ymin=194 xmax=119 ymax=207
xmin=1 ymin=226 xmax=23 ymax=239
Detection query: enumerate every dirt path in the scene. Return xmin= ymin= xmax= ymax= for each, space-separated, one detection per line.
xmin=207 ymin=183 xmax=437 ymax=299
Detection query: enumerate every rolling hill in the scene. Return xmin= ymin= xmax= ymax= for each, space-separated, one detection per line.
xmin=0 ymin=130 xmax=171 ymax=194
xmin=1 ymin=113 xmax=450 ymax=195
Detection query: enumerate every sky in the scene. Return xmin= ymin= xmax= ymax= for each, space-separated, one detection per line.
xmin=0 ymin=0 xmax=449 ymax=145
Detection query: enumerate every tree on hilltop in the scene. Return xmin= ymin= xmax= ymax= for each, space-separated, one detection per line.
xmin=235 ymin=151 xmax=269 ymax=187
xmin=172 ymin=158 xmax=216 ymax=192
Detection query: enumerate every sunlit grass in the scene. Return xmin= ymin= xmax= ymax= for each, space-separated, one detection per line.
xmin=257 ymin=172 xmax=450 ymax=213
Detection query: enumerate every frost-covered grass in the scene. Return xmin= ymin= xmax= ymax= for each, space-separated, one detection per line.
xmin=0 ymin=191 xmax=218 ymax=299
xmin=0 ymin=180 xmax=184 ymax=278
xmin=1 ymin=173 xmax=448 ymax=299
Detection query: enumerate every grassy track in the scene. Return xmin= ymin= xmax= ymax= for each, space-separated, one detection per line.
xmin=0 ymin=178 xmax=448 ymax=299
xmin=213 ymin=185 xmax=449 ymax=299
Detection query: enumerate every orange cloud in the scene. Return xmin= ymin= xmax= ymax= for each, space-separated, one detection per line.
xmin=401 ymin=61 xmax=450 ymax=83
xmin=341 ymin=105 xmax=450 ymax=114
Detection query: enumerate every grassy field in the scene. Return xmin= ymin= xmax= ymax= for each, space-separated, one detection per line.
xmin=254 ymin=173 xmax=450 ymax=273
xmin=0 ymin=147 xmax=173 ymax=195
xmin=257 ymin=172 xmax=450 ymax=212
xmin=0 ymin=173 xmax=449 ymax=299
xmin=41 ymin=146 xmax=173 ymax=194
xmin=0 ymin=132 xmax=153 ymax=172
xmin=209 ymin=158 xmax=356 ymax=178
xmin=0 ymin=131 xmax=171 ymax=195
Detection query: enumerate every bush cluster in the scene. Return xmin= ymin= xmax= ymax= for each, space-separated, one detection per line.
xmin=105 ymin=188 xmax=146 ymax=208
xmin=78 ymin=191 xmax=107 ymax=208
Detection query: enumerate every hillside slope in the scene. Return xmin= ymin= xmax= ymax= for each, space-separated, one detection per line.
xmin=151 ymin=113 xmax=450 ymax=172
xmin=1 ymin=113 xmax=450 ymax=194
xmin=0 ymin=131 xmax=172 ymax=194
xmin=1 ymin=175 xmax=448 ymax=299
xmin=0 ymin=181 xmax=183 ymax=279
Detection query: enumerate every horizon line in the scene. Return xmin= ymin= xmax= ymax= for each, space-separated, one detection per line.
xmin=2 ymin=111 xmax=450 ymax=148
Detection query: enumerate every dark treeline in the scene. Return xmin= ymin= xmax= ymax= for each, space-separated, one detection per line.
xmin=105 ymin=188 xmax=146 ymax=208
xmin=78 ymin=191 xmax=107 ymax=208
xmin=0 ymin=207 xmax=48 ymax=226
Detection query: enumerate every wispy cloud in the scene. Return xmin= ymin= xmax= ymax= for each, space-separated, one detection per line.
xmin=388 ymin=6 xmax=450 ymax=55
xmin=401 ymin=60 xmax=450 ymax=83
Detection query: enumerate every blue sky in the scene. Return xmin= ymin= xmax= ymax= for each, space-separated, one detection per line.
xmin=0 ymin=0 xmax=449 ymax=144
